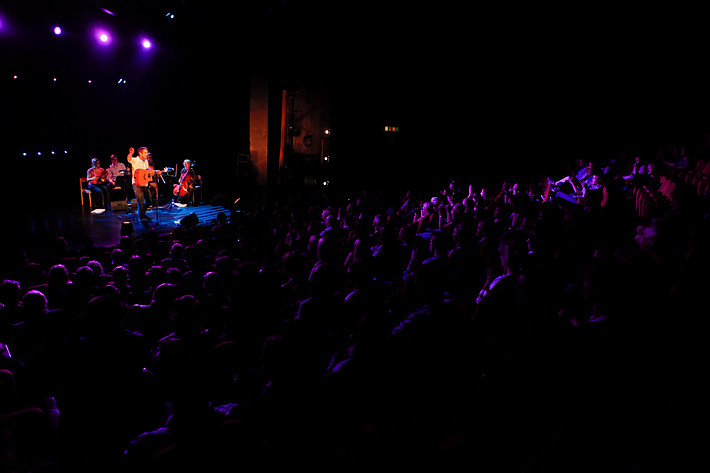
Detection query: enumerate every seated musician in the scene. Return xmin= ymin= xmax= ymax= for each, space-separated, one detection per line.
xmin=86 ymin=158 xmax=111 ymax=210
xmin=172 ymin=159 xmax=196 ymax=207
xmin=106 ymin=154 xmax=130 ymax=201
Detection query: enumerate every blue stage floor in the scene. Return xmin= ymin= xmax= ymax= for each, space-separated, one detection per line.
xmin=21 ymin=201 xmax=233 ymax=262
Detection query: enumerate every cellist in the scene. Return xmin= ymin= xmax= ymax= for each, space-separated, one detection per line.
xmin=172 ymin=159 xmax=195 ymax=207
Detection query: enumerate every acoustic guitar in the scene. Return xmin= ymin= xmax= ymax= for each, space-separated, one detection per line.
xmin=134 ymin=167 xmax=168 ymax=187
xmin=88 ymin=176 xmax=107 ymax=186
xmin=88 ymin=168 xmax=108 ymax=185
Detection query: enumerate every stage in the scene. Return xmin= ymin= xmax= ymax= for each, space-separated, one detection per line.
xmin=20 ymin=200 xmax=235 ymax=263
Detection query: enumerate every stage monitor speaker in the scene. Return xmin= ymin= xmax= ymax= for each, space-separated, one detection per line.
xmin=179 ymin=213 xmax=199 ymax=227
xmin=121 ymin=221 xmax=134 ymax=238
xmin=110 ymin=200 xmax=128 ymax=211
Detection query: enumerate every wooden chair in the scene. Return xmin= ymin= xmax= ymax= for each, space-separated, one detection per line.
xmin=79 ymin=177 xmax=104 ymax=208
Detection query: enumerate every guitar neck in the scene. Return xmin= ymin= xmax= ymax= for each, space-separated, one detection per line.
xmin=134 ymin=167 xmax=167 ymax=186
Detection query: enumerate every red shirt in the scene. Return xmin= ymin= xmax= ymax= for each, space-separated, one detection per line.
xmin=87 ymin=166 xmax=106 ymax=184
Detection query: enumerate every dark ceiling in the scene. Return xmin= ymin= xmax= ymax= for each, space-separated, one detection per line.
xmin=3 ymin=1 xmax=710 ymax=186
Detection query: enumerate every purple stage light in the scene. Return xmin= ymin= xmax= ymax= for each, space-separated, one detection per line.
xmin=95 ymin=29 xmax=111 ymax=44
xmin=53 ymin=26 xmax=62 ymax=35
xmin=141 ymin=38 xmax=152 ymax=49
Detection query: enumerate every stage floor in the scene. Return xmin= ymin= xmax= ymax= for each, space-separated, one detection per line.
xmin=21 ymin=201 xmax=233 ymax=262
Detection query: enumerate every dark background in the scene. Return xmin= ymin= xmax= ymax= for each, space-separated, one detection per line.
xmin=3 ymin=1 xmax=710 ymax=202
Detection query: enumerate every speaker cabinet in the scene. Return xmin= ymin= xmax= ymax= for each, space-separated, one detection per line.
xmin=179 ymin=213 xmax=199 ymax=227
xmin=110 ymin=200 xmax=128 ymax=211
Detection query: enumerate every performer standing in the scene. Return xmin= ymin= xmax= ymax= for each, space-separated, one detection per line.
xmin=87 ymin=158 xmax=110 ymax=210
xmin=126 ymin=147 xmax=154 ymax=223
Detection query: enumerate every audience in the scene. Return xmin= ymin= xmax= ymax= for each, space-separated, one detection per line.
xmin=1 ymin=132 xmax=710 ymax=472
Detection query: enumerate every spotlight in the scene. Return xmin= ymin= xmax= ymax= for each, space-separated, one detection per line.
xmin=324 ymin=128 xmax=331 ymax=135
xmin=95 ymin=29 xmax=111 ymax=44
xmin=53 ymin=26 xmax=62 ymax=35
xmin=141 ymin=38 xmax=152 ymax=49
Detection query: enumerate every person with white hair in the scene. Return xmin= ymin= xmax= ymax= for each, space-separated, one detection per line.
xmin=172 ymin=158 xmax=196 ymax=207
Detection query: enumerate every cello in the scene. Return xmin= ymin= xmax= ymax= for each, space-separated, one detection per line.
xmin=173 ymin=170 xmax=194 ymax=197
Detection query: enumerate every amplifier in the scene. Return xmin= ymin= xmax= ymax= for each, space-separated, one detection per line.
xmin=111 ymin=200 xmax=128 ymax=211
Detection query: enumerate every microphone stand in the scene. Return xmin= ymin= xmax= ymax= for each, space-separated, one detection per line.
xmin=154 ymin=179 xmax=160 ymax=226
xmin=167 ymin=172 xmax=178 ymax=210
xmin=154 ymin=172 xmax=168 ymax=226
xmin=190 ymin=162 xmax=198 ymax=207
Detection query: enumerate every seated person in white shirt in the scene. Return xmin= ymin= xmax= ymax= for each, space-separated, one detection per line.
xmin=106 ymin=154 xmax=130 ymax=200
